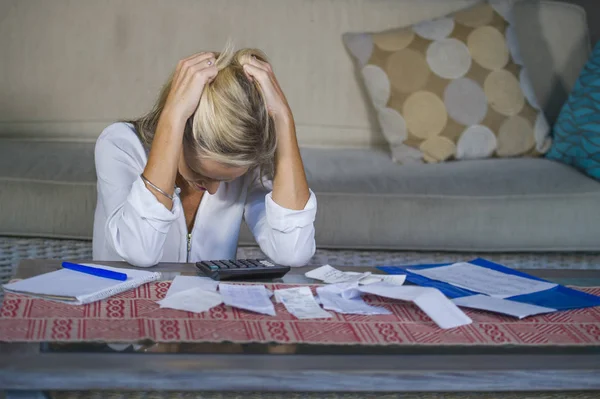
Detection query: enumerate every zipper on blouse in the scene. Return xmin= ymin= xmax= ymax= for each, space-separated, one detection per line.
xmin=186 ymin=233 xmax=192 ymax=262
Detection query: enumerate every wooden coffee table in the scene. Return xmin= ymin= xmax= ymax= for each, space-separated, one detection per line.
xmin=1 ymin=259 xmax=600 ymax=398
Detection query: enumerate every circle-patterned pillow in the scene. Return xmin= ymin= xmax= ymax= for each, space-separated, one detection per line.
xmin=343 ymin=1 xmax=551 ymax=164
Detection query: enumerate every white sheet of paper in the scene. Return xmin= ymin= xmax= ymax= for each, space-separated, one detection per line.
xmin=305 ymin=265 xmax=370 ymax=284
xmin=358 ymin=274 xmax=407 ymax=286
xmin=157 ymin=288 xmax=222 ymax=313
xmin=166 ymin=276 xmax=218 ymax=298
xmin=359 ymin=283 xmax=472 ymax=329
xmin=409 ymin=262 xmax=557 ymax=298
xmin=275 ymin=287 xmax=332 ymax=319
xmin=316 ymin=286 xmax=391 ymax=315
xmin=317 ymin=281 xmax=362 ymax=299
xmin=452 ymin=295 xmax=556 ymax=319
xmin=219 ymin=283 xmax=276 ymax=316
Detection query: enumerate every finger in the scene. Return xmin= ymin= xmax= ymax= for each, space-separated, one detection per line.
xmin=246 ymin=59 xmax=286 ymax=100
xmin=178 ymin=52 xmax=215 ymax=71
xmin=182 ymin=65 xmax=218 ymax=87
xmin=174 ymin=58 xmax=216 ymax=87
xmin=190 ymin=56 xmax=216 ymax=70
xmin=243 ymin=63 xmax=270 ymax=85
xmin=181 ymin=56 xmax=216 ymax=82
xmin=246 ymin=56 xmax=272 ymax=72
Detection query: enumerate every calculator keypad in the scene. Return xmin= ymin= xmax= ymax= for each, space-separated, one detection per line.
xmin=195 ymin=258 xmax=290 ymax=281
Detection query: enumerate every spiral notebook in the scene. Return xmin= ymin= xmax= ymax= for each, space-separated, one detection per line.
xmin=2 ymin=263 xmax=161 ymax=305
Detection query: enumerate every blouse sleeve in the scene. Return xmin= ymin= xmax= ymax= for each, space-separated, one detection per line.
xmin=243 ymin=171 xmax=317 ymax=267
xmin=95 ymin=123 xmax=182 ymax=267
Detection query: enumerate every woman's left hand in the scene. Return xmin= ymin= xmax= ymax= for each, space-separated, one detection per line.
xmin=243 ymin=57 xmax=292 ymax=122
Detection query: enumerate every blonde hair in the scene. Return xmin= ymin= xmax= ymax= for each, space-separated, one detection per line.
xmin=130 ymin=45 xmax=276 ymax=180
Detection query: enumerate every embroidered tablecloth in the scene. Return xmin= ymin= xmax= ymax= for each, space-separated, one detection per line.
xmin=1 ymin=282 xmax=599 ymax=345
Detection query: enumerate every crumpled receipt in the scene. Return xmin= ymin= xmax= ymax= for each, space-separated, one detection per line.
xmin=306 ymin=265 xmax=406 ymax=286
xmin=275 ymin=287 xmax=332 ymax=319
xmin=316 ymin=283 xmax=391 ymax=315
xmin=157 ymin=287 xmax=223 ymax=313
xmin=219 ymin=283 xmax=276 ymax=316
xmin=166 ymin=275 xmax=219 ymax=298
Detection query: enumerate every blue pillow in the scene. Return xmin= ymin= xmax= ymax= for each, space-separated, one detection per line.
xmin=546 ymin=42 xmax=600 ymax=180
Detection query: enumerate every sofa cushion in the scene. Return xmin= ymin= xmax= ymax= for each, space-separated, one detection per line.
xmin=254 ymin=147 xmax=600 ymax=252
xmin=546 ymin=42 xmax=600 ymax=181
xmin=0 ymin=140 xmax=96 ymax=239
xmin=2 ymin=140 xmax=600 ymax=251
xmin=343 ymin=1 xmax=551 ymax=164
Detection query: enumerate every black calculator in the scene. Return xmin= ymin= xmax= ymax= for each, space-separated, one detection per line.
xmin=195 ymin=259 xmax=291 ymax=281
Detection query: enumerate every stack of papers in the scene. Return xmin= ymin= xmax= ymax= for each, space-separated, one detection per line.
xmin=304 ymin=265 xmax=471 ymax=327
xmin=409 ymin=262 xmax=557 ymax=298
xmin=3 ymin=264 xmax=161 ymax=305
xmin=406 ymin=261 xmax=560 ymax=318
xmin=452 ymin=295 xmax=555 ymax=319
xmin=160 ymin=261 xmax=573 ymax=326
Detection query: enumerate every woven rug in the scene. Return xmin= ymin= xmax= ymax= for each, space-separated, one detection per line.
xmin=1 ymin=281 xmax=599 ymax=345
xmin=2 ymin=237 xmax=600 ymax=284
xmin=2 ymin=236 xmax=600 ymax=282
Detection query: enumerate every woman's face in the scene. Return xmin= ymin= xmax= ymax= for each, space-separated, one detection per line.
xmin=178 ymin=152 xmax=248 ymax=195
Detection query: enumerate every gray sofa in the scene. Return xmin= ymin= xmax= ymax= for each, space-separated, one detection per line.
xmin=1 ymin=0 xmax=599 ymax=261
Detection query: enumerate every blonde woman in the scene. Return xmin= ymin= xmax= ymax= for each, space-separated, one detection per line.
xmin=92 ymin=48 xmax=316 ymax=267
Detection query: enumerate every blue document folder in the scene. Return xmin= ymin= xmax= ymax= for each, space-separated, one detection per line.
xmin=378 ymin=258 xmax=600 ymax=311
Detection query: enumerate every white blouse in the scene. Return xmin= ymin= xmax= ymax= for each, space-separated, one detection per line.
xmin=92 ymin=123 xmax=317 ymax=267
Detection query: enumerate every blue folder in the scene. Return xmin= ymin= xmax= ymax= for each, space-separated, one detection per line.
xmin=378 ymin=258 xmax=600 ymax=311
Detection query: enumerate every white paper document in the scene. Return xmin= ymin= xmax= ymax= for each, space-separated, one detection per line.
xmin=275 ymin=287 xmax=332 ymax=319
xmin=3 ymin=264 xmax=161 ymax=305
xmin=158 ymin=287 xmax=223 ymax=313
xmin=305 ymin=265 xmax=370 ymax=284
xmin=317 ymin=281 xmax=362 ymax=299
xmin=452 ymin=295 xmax=556 ymax=319
xmin=408 ymin=262 xmax=557 ymax=298
xmin=219 ymin=283 xmax=276 ymax=316
xmin=166 ymin=276 xmax=218 ymax=298
xmin=359 ymin=283 xmax=472 ymax=329
xmin=306 ymin=265 xmax=405 ymax=287
xmin=358 ymin=274 xmax=407 ymax=286
xmin=316 ymin=286 xmax=391 ymax=315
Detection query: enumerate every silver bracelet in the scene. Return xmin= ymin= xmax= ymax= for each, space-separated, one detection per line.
xmin=140 ymin=174 xmax=174 ymax=200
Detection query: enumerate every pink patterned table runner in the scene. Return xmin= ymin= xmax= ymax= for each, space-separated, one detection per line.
xmin=1 ymin=282 xmax=599 ymax=345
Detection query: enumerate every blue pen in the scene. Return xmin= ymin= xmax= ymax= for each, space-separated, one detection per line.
xmin=62 ymin=262 xmax=128 ymax=281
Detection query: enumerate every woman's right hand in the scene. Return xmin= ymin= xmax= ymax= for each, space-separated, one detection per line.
xmin=163 ymin=52 xmax=218 ymax=124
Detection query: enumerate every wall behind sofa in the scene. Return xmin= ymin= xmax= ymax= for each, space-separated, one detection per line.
xmin=0 ymin=0 xmax=487 ymax=148
xmin=0 ymin=0 xmax=596 ymax=147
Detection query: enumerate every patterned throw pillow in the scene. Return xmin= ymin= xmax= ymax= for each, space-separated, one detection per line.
xmin=343 ymin=1 xmax=551 ymax=164
xmin=546 ymin=42 xmax=600 ymax=180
